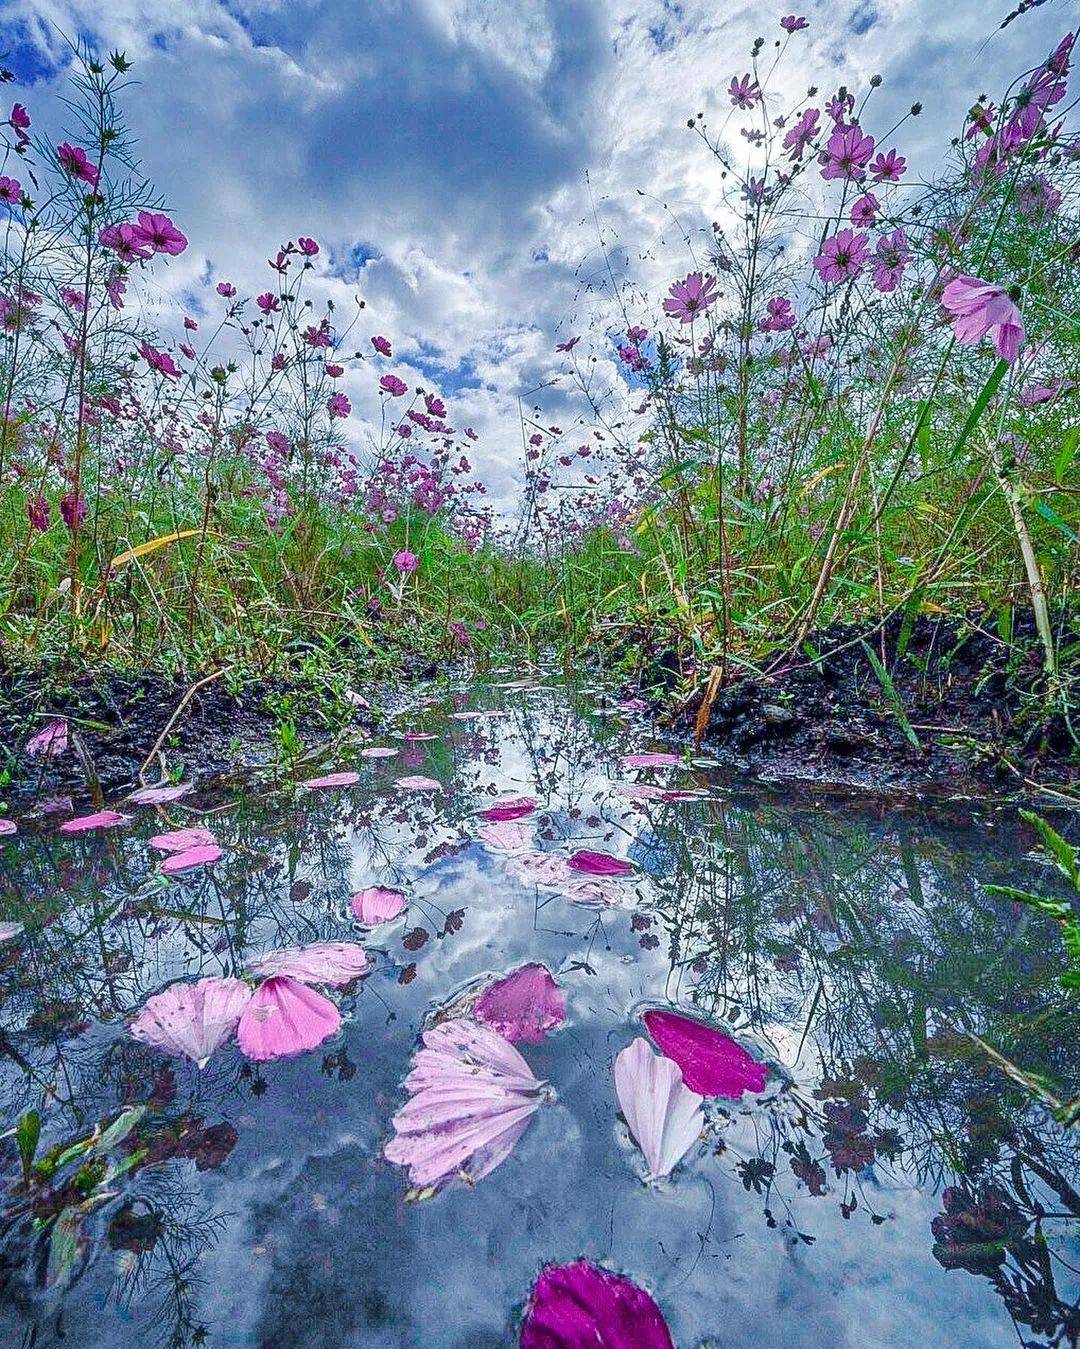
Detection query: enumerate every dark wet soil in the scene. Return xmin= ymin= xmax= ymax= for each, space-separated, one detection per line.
xmin=670 ymin=612 xmax=1077 ymax=801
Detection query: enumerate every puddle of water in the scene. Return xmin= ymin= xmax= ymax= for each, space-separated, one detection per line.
xmin=0 ymin=678 xmax=1076 ymax=1347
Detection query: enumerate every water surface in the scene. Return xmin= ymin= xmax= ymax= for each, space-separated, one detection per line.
xmin=1 ymin=677 xmax=1077 ymax=1347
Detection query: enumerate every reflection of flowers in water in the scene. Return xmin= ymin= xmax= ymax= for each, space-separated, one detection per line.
xmin=932 ymin=1185 xmax=1027 ymax=1273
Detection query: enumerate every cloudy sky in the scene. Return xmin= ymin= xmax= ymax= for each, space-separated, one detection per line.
xmin=0 ymin=0 xmax=1069 ymax=506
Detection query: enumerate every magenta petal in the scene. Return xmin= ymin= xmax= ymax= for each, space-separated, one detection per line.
xmin=149 ymin=827 xmax=217 ymax=854
xmin=521 ymin=1259 xmax=674 ymax=1349
xmin=621 ymin=751 xmax=681 ymax=769
xmin=248 ymin=941 xmax=368 ymax=987
xmin=160 ymin=844 xmax=223 ymax=875
xmin=473 ymin=964 xmax=567 ymax=1044
xmin=568 ymin=850 xmax=633 ymax=877
xmin=349 ymin=886 xmax=407 ymax=926
xmin=480 ymin=795 xmax=537 ymax=822
xmin=301 ymin=771 xmax=360 ymax=790
xmin=25 ymin=719 xmax=68 ymax=758
xmin=0 ymin=819 xmax=16 ymax=836
xmin=128 ymin=784 xmax=191 ymax=805
xmin=59 ymin=810 xmax=127 ymax=834
xmin=641 ymin=1008 xmax=768 ymax=1098
xmin=236 ymin=976 xmax=341 ymax=1061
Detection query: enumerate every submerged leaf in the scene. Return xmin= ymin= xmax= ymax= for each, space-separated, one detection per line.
xmin=614 ymin=1038 xmax=703 ymax=1180
xmin=237 ymin=976 xmax=341 ymax=1062
xmin=521 ymin=1259 xmax=674 ymax=1348
xmin=642 ymin=1008 xmax=767 ymax=1098
xmin=473 ymin=963 xmax=567 ymax=1044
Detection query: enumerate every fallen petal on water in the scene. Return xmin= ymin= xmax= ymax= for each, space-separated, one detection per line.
xmin=473 ymin=963 xmax=567 ymax=1043
xmin=248 ymin=941 xmax=368 ymax=987
xmin=60 ymin=811 xmax=128 ymax=835
xmin=237 ymin=976 xmax=341 ymax=1062
xmin=160 ymin=844 xmax=223 ymax=875
xmin=614 ymin=1037 xmax=703 ymax=1181
xmin=521 ymin=1259 xmax=674 ymax=1348
xmin=301 ymin=771 xmax=360 ymax=790
xmin=641 ymin=1008 xmax=768 ymax=1098
xmin=150 ymin=827 xmax=217 ymax=854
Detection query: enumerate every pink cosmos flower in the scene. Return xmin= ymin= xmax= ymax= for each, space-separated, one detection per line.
xmin=371 ymin=334 xmax=392 ymax=356
xmin=941 ymin=275 xmax=1025 ymax=363
xmin=216 ymin=281 xmax=237 ymax=297
xmin=325 ymin=362 xmax=344 ymax=377
xmin=812 ymin=228 xmax=870 ymax=284
xmin=784 ymin=106 xmax=819 ymax=160
xmin=10 ymin=103 xmax=29 ymax=145
xmin=328 ymin=392 xmax=351 ymax=418
xmin=871 ymin=227 xmax=911 ymax=293
xmin=256 ymin=292 xmax=280 ymax=315
xmin=138 ymin=342 xmax=182 ymax=378
xmin=819 ymin=124 xmax=875 ymax=180
xmin=870 ymin=148 xmax=907 ymax=183
xmin=380 ymin=374 xmax=408 ymax=397
xmin=57 ymin=142 xmax=99 ymax=187
xmin=130 ymin=210 xmax=187 ymax=256
xmin=759 ymin=296 xmax=797 ymax=332
xmin=392 ymin=548 xmax=419 ymax=574
xmin=728 ymin=74 xmax=761 ymax=110
xmin=0 ymin=176 xmax=21 ymax=205
xmin=99 ymin=223 xmax=153 ymax=262
xmin=297 ymin=236 xmax=319 ymax=255
xmin=780 ymin=14 xmax=809 ymax=31
xmin=662 ymin=272 xmax=719 ymax=324
xmin=850 ymin=192 xmax=880 ymax=226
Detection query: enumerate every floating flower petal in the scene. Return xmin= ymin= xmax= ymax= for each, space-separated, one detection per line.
xmin=149 ymin=827 xmax=217 ymax=854
xmin=350 ymin=886 xmax=407 ymax=925
xmin=236 ymin=976 xmax=341 ymax=1062
xmin=508 ymin=851 xmax=574 ymax=888
xmin=248 ymin=941 xmax=368 ymax=987
xmin=384 ymin=1018 xmax=547 ymax=1192
xmin=568 ymin=850 xmax=633 ymax=877
xmin=26 ymin=720 xmax=68 ymax=758
xmin=128 ymin=784 xmax=191 ymax=805
xmin=621 ymin=752 xmax=680 ymax=769
xmin=60 ymin=811 xmax=127 ymax=835
xmin=473 ymin=964 xmax=567 ymax=1044
xmin=395 ymin=775 xmax=442 ymax=792
xmin=521 ymin=1259 xmax=674 ymax=1349
xmin=160 ymin=844 xmax=223 ymax=875
xmin=360 ymin=746 xmax=398 ymax=758
xmin=301 ymin=771 xmax=360 ymax=790
xmin=614 ymin=1037 xmax=703 ymax=1180
xmin=480 ymin=795 xmax=537 ymax=822
xmin=130 ymin=976 xmax=253 ymax=1068
xmin=479 ymin=820 xmax=533 ymax=853
xmin=642 ymin=1008 xmax=768 ymax=1098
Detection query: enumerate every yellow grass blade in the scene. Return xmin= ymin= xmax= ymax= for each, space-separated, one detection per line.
xmin=107 ymin=529 xmax=212 ymax=574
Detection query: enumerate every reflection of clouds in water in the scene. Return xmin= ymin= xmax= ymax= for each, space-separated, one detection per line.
xmin=0 ymin=679 xmax=1074 ymax=1347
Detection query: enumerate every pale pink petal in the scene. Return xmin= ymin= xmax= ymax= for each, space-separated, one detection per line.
xmin=473 ymin=963 xmax=567 ymax=1043
xmin=236 ymin=976 xmax=341 ymax=1062
xmin=0 ymin=920 xmax=24 ymax=941
xmin=621 ymin=751 xmax=681 ymax=769
xmin=160 ymin=844 xmax=223 ymax=875
xmin=615 ymin=782 xmax=668 ymax=801
xmin=480 ymin=795 xmax=537 ymax=822
xmin=479 ymin=820 xmax=533 ymax=853
xmin=248 ymin=941 xmax=368 ymax=987
xmin=563 ymin=877 xmax=635 ymax=908
xmin=360 ymin=746 xmax=398 ymax=759
xmin=59 ymin=810 xmax=127 ymax=835
xmin=395 ymin=775 xmax=442 ymax=792
xmin=568 ymin=850 xmax=633 ymax=877
xmin=346 ymin=689 xmax=371 ymax=708
xmin=521 ymin=1260 xmax=674 ymax=1348
xmin=0 ymin=819 xmax=16 ymax=837
xmin=507 ymin=851 xmax=574 ymax=888
xmin=349 ymin=886 xmax=407 ymax=925
xmin=384 ymin=1018 xmax=546 ymax=1192
xmin=301 ymin=771 xmax=360 ymax=790
xmin=128 ymin=784 xmax=191 ymax=805
xmin=130 ymin=976 xmax=252 ymax=1067
xmin=614 ymin=1037 xmax=703 ymax=1180
xmin=403 ymin=732 xmax=438 ymax=742
xmin=25 ymin=720 xmax=68 ymax=758
xmin=642 ymin=1008 xmax=768 ymax=1098
xmin=149 ymin=827 xmax=217 ymax=854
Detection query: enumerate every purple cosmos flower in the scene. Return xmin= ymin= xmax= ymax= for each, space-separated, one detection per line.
xmin=371 ymin=334 xmax=392 ymax=356
xmin=813 ymin=229 xmax=870 ymax=284
xmin=256 ymin=292 xmax=280 ymax=315
xmin=759 ymin=296 xmax=797 ymax=332
xmin=392 ymin=549 xmax=419 ymax=574
xmin=99 ymin=223 xmax=153 ymax=262
xmin=130 ymin=210 xmax=188 ymax=256
xmin=781 ymin=14 xmax=809 ymax=31
xmin=850 ymin=192 xmax=880 ymax=226
xmin=297 ymin=236 xmax=319 ymax=255
xmin=728 ymin=74 xmax=761 ymax=110
xmin=57 ymin=142 xmax=99 ymax=187
xmin=138 ymin=341 xmax=182 ymax=378
xmin=662 ymin=272 xmax=719 ymax=323
xmin=0 ymin=176 xmax=21 ymax=205
xmin=819 ymin=124 xmax=875 ymax=180
xmin=27 ymin=495 xmax=49 ymax=531
xmin=380 ymin=374 xmax=408 ymax=397
xmin=216 ymin=281 xmax=237 ymax=297
xmin=941 ymin=275 xmax=1025 ymax=363
xmin=59 ymin=492 xmax=87 ymax=528
xmin=784 ymin=106 xmax=820 ymax=161
xmin=871 ymin=228 xmax=911 ymax=293
xmin=328 ymin=392 xmax=351 ymax=418
xmin=870 ymin=148 xmax=907 ymax=183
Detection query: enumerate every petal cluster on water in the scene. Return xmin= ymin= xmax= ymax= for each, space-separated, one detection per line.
xmin=384 ymin=1018 xmax=547 ymax=1192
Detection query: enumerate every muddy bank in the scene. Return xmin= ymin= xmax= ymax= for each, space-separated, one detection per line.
xmin=668 ymin=613 xmax=1077 ymax=802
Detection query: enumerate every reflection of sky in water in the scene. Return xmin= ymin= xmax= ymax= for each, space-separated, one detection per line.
xmin=0 ymin=678 xmax=1076 ymax=1346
